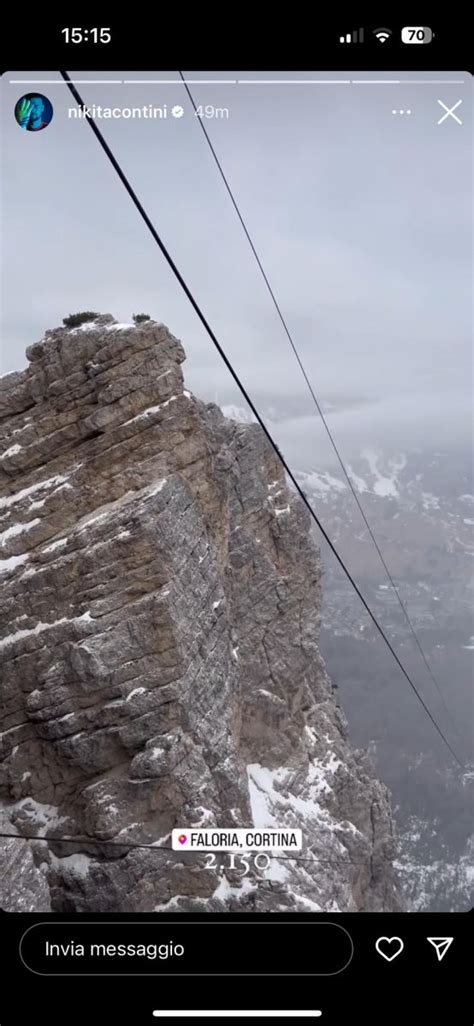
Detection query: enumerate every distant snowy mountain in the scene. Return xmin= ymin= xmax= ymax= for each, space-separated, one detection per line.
xmin=300 ymin=446 xmax=473 ymax=912
xmin=297 ymin=448 xmax=473 ymax=636
xmin=298 ymin=447 xmax=472 ymax=507
xmin=297 ymin=469 xmax=346 ymax=497
xmin=221 ymin=404 xmax=257 ymax=425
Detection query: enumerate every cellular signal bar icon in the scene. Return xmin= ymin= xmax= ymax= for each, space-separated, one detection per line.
xmin=339 ymin=28 xmax=364 ymax=44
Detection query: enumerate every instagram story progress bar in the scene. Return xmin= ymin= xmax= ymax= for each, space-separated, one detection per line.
xmin=152 ymin=1014 xmax=323 ymax=1019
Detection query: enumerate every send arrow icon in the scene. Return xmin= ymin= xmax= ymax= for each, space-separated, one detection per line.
xmin=427 ymin=937 xmax=454 ymax=961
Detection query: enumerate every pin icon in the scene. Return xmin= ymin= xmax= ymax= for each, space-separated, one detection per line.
xmin=178 ymin=833 xmax=187 ymax=845
xmin=375 ymin=936 xmax=404 ymax=962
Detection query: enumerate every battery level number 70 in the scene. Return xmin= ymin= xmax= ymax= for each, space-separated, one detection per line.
xmin=401 ymin=26 xmax=433 ymax=44
xmin=194 ymin=105 xmax=230 ymax=119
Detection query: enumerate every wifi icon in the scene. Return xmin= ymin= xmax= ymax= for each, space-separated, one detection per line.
xmin=373 ymin=27 xmax=392 ymax=42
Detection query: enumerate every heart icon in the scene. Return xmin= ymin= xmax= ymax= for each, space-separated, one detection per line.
xmin=375 ymin=936 xmax=404 ymax=962
xmin=178 ymin=833 xmax=187 ymax=845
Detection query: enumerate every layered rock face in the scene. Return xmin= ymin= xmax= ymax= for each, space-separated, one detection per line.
xmin=0 ymin=316 xmax=402 ymax=912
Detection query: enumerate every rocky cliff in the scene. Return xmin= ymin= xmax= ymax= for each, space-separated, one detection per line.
xmin=0 ymin=315 xmax=402 ymax=912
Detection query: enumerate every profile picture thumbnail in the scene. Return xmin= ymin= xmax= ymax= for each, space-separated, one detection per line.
xmin=15 ymin=93 xmax=53 ymax=132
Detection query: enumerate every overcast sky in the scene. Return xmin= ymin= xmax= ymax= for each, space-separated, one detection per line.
xmin=1 ymin=71 xmax=472 ymax=467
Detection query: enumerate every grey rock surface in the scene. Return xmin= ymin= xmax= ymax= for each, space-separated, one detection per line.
xmin=0 ymin=316 xmax=402 ymax=912
xmin=0 ymin=811 xmax=51 ymax=911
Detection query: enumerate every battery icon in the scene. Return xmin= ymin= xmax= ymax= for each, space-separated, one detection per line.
xmin=401 ymin=26 xmax=433 ymax=44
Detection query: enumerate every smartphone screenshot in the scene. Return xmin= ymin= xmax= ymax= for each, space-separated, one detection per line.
xmin=0 ymin=18 xmax=472 ymax=1025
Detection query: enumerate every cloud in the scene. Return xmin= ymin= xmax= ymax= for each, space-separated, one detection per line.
xmin=1 ymin=72 xmax=471 ymax=459
xmin=273 ymin=389 xmax=472 ymax=469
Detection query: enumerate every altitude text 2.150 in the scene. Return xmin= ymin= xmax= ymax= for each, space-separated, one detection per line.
xmin=61 ymin=28 xmax=112 ymax=44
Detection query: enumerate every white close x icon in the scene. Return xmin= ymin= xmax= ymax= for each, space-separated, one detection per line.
xmin=437 ymin=99 xmax=463 ymax=125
